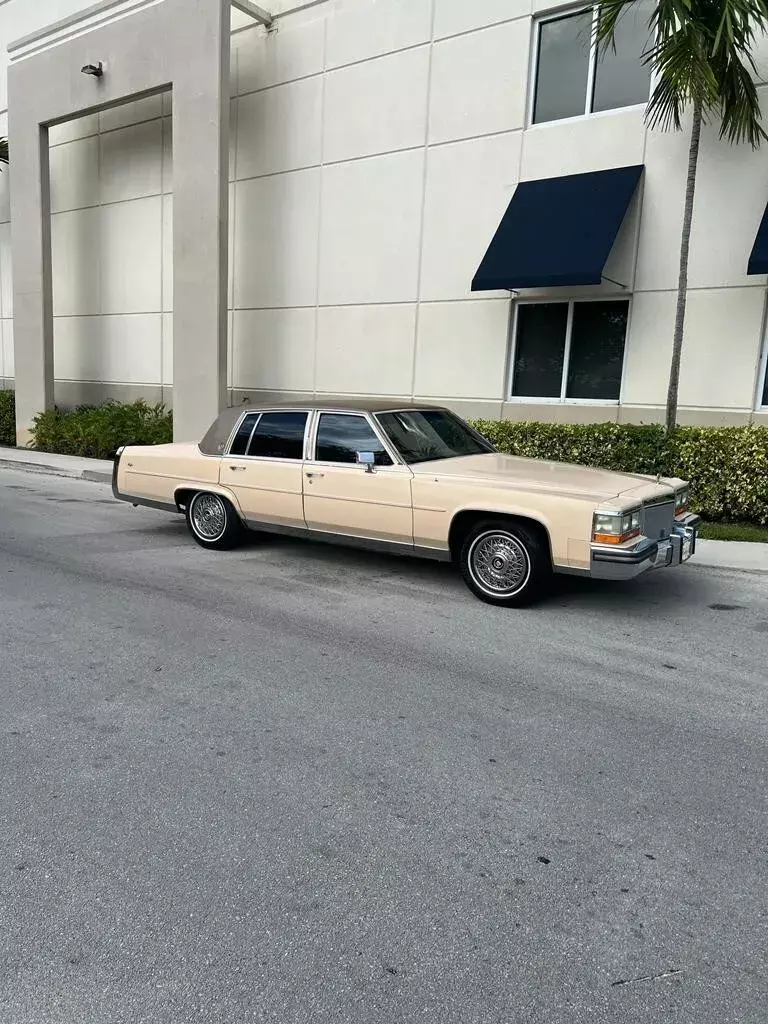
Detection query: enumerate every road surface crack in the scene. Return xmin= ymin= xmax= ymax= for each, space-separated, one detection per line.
xmin=611 ymin=968 xmax=683 ymax=987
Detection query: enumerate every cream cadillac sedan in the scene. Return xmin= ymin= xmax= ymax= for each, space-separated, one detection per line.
xmin=112 ymin=401 xmax=700 ymax=606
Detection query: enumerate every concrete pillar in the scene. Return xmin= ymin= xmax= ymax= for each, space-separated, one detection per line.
xmin=7 ymin=122 xmax=53 ymax=446
xmin=6 ymin=0 xmax=232 ymax=447
xmin=171 ymin=1 xmax=230 ymax=441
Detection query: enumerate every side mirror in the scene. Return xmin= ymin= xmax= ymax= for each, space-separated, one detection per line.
xmin=356 ymin=451 xmax=376 ymax=473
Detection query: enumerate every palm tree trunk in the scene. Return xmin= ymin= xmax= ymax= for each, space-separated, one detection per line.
xmin=666 ymin=100 xmax=703 ymax=432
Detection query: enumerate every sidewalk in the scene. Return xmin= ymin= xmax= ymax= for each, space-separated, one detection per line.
xmin=2 ymin=445 xmax=768 ymax=574
xmin=694 ymin=539 xmax=768 ymax=573
xmin=0 ymin=446 xmax=112 ymax=484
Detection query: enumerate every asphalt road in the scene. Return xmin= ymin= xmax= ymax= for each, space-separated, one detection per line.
xmin=0 ymin=467 xmax=766 ymax=1024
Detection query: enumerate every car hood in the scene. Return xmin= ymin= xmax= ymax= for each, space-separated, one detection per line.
xmin=410 ymin=453 xmax=678 ymax=505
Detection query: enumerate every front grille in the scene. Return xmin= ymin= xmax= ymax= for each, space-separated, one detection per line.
xmin=642 ymin=499 xmax=675 ymax=541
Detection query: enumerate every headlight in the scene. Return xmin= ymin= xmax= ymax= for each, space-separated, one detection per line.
xmin=675 ymin=488 xmax=690 ymax=514
xmin=593 ymin=509 xmax=642 ymax=545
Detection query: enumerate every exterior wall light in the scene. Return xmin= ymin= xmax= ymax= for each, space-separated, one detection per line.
xmin=81 ymin=62 xmax=104 ymax=77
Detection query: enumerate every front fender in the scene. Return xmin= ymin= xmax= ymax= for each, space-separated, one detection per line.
xmin=449 ymin=503 xmax=553 ymax=536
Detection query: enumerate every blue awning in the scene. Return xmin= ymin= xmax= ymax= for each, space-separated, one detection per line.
xmin=472 ymin=165 xmax=644 ymax=292
xmin=748 ymin=204 xmax=768 ymax=274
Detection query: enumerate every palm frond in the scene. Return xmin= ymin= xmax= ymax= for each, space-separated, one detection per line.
xmin=711 ymin=0 xmax=768 ymax=56
xmin=714 ymin=48 xmax=768 ymax=145
xmin=646 ymin=23 xmax=719 ymax=128
xmin=595 ymin=0 xmax=768 ymax=147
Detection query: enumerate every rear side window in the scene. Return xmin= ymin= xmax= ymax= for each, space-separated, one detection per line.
xmin=247 ymin=412 xmax=308 ymax=460
xmin=229 ymin=413 xmax=259 ymax=456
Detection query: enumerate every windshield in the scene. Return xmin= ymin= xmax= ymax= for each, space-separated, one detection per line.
xmin=376 ymin=410 xmax=495 ymax=465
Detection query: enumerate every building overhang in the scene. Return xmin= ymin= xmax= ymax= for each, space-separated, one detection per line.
xmin=472 ymin=165 xmax=645 ymax=292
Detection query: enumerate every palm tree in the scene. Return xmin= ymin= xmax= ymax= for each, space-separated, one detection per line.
xmin=596 ymin=0 xmax=768 ymax=430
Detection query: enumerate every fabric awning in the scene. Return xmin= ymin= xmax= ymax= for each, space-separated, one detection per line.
xmin=748 ymin=204 xmax=768 ymax=275
xmin=472 ymin=164 xmax=644 ymax=292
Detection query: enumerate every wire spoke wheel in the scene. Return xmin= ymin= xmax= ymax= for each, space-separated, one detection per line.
xmin=468 ymin=530 xmax=531 ymax=598
xmin=190 ymin=493 xmax=227 ymax=542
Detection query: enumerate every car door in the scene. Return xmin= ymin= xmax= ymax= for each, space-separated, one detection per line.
xmin=303 ymin=411 xmax=414 ymax=546
xmin=220 ymin=410 xmax=309 ymax=529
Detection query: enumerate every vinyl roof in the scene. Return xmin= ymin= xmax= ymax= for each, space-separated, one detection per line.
xmin=198 ymin=399 xmax=447 ymax=454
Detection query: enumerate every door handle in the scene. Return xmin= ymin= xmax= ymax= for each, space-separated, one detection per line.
xmin=229 ymin=465 xmax=246 ymax=472
xmin=305 ymin=471 xmax=325 ymax=479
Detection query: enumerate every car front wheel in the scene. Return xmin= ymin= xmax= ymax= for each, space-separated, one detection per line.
xmin=186 ymin=491 xmax=243 ymax=550
xmin=460 ymin=520 xmax=550 ymax=607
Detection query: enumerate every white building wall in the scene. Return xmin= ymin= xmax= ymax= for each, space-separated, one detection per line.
xmin=1 ymin=0 xmax=768 ymax=425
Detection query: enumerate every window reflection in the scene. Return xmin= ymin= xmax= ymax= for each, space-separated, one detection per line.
xmin=247 ymin=412 xmax=308 ymax=460
xmin=315 ymin=414 xmax=392 ymax=465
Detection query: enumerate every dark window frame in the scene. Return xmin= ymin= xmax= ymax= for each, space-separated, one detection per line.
xmin=530 ymin=3 xmax=653 ymax=126
xmin=226 ymin=410 xmax=309 ymax=461
xmin=228 ymin=412 xmax=261 ymax=457
xmin=312 ymin=411 xmax=394 ymax=467
xmin=509 ymin=298 xmax=630 ymax=404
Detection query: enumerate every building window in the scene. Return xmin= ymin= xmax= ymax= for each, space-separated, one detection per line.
xmin=511 ymin=300 xmax=629 ymax=402
xmin=532 ymin=2 xmax=652 ymax=125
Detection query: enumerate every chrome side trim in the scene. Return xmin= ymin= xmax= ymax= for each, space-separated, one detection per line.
xmin=414 ymin=545 xmax=452 ymax=563
xmin=129 ymin=496 xmax=183 ymax=514
xmin=111 ymin=445 xmax=124 ymax=501
xmin=244 ymin=517 xmax=451 ymax=561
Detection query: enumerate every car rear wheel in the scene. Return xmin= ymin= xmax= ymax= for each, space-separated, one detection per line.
xmin=186 ymin=491 xmax=243 ymax=550
xmin=460 ymin=520 xmax=550 ymax=607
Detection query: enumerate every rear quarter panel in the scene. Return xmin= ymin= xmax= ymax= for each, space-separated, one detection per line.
xmin=118 ymin=443 xmax=222 ymax=506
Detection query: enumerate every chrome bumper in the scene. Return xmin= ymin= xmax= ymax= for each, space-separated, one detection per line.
xmin=591 ymin=514 xmax=701 ymax=581
xmin=111 ymin=445 xmax=125 ymax=501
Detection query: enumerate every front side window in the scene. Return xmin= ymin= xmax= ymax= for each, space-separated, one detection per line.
xmin=315 ymin=414 xmax=392 ymax=466
xmin=246 ymin=412 xmax=308 ymax=460
xmin=377 ymin=410 xmax=495 ymax=465
xmin=512 ymin=300 xmax=628 ymax=402
xmin=533 ymin=2 xmax=652 ymax=124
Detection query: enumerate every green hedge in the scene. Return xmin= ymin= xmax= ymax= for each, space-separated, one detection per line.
xmin=0 ymin=389 xmax=14 ymax=447
xmin=471 ymin=420 xmax=768 ymax=526
xmin=32 ymin=400 xmax=172 ymax=459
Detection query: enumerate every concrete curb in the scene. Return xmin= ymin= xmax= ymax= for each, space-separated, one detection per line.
xmin=692 ymin=539 xmax=768 ymax=574
xmin=0 ymin=448 xmax=113 ymax=486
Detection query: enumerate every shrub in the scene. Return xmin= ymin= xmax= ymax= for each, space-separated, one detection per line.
xmin=0 ymin=389 xmax=14 ymax=446
xmin=470 ymin=420 xmax=768 ymax=526
xmin=32 ymin=400 xmax=173 ymax=459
